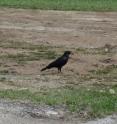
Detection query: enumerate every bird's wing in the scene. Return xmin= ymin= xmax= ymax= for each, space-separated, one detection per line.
xmin=47 ymin=56 xmax=67 ymax=68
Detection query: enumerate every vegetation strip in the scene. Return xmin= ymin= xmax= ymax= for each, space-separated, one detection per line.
xmin=0 ymin=87 xmax=116 ymax=118
xmin=0 ymin=0 xmax=117 ymax=11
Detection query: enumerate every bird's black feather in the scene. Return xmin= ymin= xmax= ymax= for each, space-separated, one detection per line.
xmin=41 ymin=51 xmax=71 ymax=72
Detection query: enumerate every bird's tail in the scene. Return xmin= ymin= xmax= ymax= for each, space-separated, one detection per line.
xmin=41 ymin=67 xmax=47 ymax=72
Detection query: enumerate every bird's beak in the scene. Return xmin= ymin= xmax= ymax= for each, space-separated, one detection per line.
xmin=69 ymin=52 xmax=73 ymax=58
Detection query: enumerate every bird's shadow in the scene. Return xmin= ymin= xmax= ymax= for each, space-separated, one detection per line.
xmin=40 ymin=70 xmax=62 ymax=76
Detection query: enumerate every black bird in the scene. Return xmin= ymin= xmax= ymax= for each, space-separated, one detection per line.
xmin=41 ymin=51 xmax=72 ymax=72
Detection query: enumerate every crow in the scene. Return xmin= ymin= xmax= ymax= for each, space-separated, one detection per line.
xmin=41 ymin=51 xmax=72 ymax=72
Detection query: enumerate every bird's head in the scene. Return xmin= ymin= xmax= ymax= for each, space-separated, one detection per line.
xmin=63 ymin=51 xmax=72 ymax=56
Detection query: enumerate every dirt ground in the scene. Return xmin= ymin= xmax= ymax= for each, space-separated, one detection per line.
xmin=0 ymin=8 xmax=117 ymax=91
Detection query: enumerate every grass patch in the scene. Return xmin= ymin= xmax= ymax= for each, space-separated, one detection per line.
xmin=0 ymin=70 xmax=9 ymax=74
xmin=0 ymin=87 xmax=116 ymax=118
xmin=91 ymin=65 xmax=117 ymax=75
xmin=88 ymin=65 xmax=117 ymax=82
xmin=0 ymin=40 xmax=51 ymax=51
xmin=80 ymin=65 xmax=117 ymax=84
xmin=2 ymin=51 xmax=57 ymax=62
xmin=0 ymin=0 xmax=117 ymax=11
xmin=76 ymin=46 xmax=117 ymax=55
xmin=0 ymin=41 xmax=58 ymax=63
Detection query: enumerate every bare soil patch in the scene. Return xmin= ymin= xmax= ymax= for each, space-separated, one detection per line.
xmin=0 ymin=8 xmax=117 ymax=91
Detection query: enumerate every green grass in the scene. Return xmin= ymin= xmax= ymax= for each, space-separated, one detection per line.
xmin=0 ymin=0 xmax=117 ymax=11
xmin=76 ymin=46 xmax=117 ymax=55
xmin=0 ymin=87 xmax=116 ymax=118
xmin=2 ymin=51 xmax=57 ymax=61
xmin=0 ymin=40 xmax=51 ymax=51
xmin=87 ymin=65 xmax=117 ymax=82
xmin=0 ymin=41 xmax=58 ymax=63
xmin=92 ymin=65 xmax=117 ymax=75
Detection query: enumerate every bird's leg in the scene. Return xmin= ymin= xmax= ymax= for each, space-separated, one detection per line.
xmin=59 ymin=68 xmax=61 ymax=73
xmin=58 ymin=68 xmax=60 ymax=73
xmin=58 ymin=68 xmax=61 ymax=73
